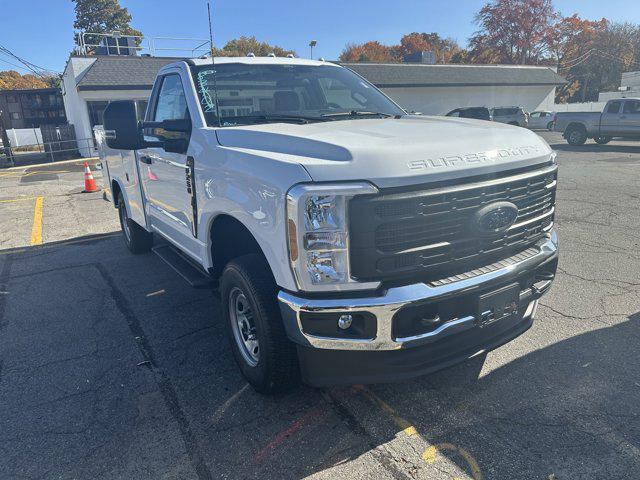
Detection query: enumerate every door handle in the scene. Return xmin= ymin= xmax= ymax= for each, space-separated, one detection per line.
xmin=139 ymin=155 xmax=153 ymax=164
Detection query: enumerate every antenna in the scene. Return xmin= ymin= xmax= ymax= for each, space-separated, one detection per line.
xmin=207 ymin=1 xmax=222 ymax=127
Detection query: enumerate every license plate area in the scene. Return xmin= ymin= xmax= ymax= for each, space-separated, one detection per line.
xmin=476 ymin=283 xmax=520 ymax=328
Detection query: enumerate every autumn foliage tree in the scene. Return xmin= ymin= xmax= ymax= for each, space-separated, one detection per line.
xmin=0 ymin=71 xmax=50 ymax=90
xmin=339 ymin=41 xmax=398 ymax=62
xmin=212 ymin=36 xmax=294 ymax=57
xmin=398 ymin=33 xmax=461 ymax=63
xmin=339 ymin=33 xmax=460 ymax=63
xmin=469 ymin=0 xmax=557 ymax=64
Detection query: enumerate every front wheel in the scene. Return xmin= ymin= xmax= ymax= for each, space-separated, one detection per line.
xmin=117 ymin=192 xmax=153 ymax=253
xmin=595 ymin=136 xmax=611 ymax=145
xmin=221 ymin=254 xmax=299 ymax=393
xmin=565 ymin=126 xmax=587 ymax=145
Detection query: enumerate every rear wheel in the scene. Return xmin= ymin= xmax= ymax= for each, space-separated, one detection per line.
xmin=117 ymin=192 xmax=152 ymax=253
xmin=595 ymin=136 xmax=611 ymax=145
xmin=221 ymin=254 xmax=299 ymax=393
xmin=547 ymin=121 xmax=554 ymax=131
xmin=565 ymin=125 xmax=587 ymax=145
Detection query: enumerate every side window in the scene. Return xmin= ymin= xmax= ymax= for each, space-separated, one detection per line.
xmin=148 ymin=74 xmax=190 ymax=141
xmin=607 ymin=101 xmax=621 ymax=114
xmin=623 ymin=100 xmax=640 ymax=114
xmin=530 ymin=112 xmax=540 ymax=118
xmin=448 ymin=110 xmax=460 ymax=117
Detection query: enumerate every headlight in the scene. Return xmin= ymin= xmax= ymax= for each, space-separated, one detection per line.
xmin=286 ymin=183 xmax=381 ymax=292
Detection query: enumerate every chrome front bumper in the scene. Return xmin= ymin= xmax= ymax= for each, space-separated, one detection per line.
xmin=278 ymin=231 xmax=558 ymax=351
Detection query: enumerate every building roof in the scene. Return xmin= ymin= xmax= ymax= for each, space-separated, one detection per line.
xmin=341 ymin=63 xmax=566 ymax=88
xmin=70 ymin=54 xmax=566 ymax=91
xmin=75 ymin=56 xmax=180 ymax=91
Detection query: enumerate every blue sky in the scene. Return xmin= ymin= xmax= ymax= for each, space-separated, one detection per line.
xmin=2 ymin=0 xmax=638 ymax=75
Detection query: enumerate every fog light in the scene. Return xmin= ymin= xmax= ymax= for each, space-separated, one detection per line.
xmin=337 ymin=314 xmax=353 ymax=330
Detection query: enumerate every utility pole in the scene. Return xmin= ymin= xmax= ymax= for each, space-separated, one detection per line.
xmin=309 ymin=40 xmax=317 ymax=60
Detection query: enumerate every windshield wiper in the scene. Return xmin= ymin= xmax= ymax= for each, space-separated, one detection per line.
xmin=220 ymin=114 xmax=329 ymax=125
xmin=321 ymin=110 xmax=396 ymax=119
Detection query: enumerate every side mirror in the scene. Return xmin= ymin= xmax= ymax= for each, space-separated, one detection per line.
xmin=164 ymin=138 xmax=189 ymax=154
xmin=103 ymin=101 xmax=142 ymax=150
xmin=140 ymin=118 xmax=192 ymax=154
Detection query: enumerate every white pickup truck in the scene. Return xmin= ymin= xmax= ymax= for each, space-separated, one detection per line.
xmin=98 ymin=56 xmax=558 ymax=393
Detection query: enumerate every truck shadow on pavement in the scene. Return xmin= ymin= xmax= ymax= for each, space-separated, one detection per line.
xmin=1 ymin=234 xmax=638 ymax=479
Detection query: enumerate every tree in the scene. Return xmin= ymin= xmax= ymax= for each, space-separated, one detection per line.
xmin=469 ymin=0 xmax=557 ymax=64
xmin=398 ymin=33 xmax=461 ymax=63
xmin=339 ymin=41 xmax=398 ymax=63
xmin=72 ymin=0 xmax=143 ymax=50
xmin=550 ymin=15 xmax=607 ymax=102
xmin=211 ymin=36 xmax=294 ymax=57
xmin=550 ymin=18 xmax=640 ymax=102
xmin=339 ymin=34 xmax=460 ymax=63
xmin=0 ymin=70 xmax=49 ymax=90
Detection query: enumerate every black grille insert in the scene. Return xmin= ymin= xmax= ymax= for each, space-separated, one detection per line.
xmin=349 ymin=165 xmax=557 ymax=283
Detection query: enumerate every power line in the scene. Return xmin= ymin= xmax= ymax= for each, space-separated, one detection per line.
xmin=0 ymin=44 xmax=59 ymax=77
xmin=558 ymin=48 xmax=640 ymax=71
xmin=0 ymin=57 xmax=27 ymax=70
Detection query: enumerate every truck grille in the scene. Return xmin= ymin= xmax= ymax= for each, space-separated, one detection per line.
xmin=349 ymin=164 xmax=557 ymax=283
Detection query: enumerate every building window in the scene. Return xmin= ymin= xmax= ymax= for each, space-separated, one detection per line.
xmin=11 ymin=112 xmax=21 ymax=120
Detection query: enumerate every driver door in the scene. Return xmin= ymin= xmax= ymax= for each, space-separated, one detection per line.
xmin=138 ymin=73 xmax=195 ymax=245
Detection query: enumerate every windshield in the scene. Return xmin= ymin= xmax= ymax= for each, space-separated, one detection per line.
xmin=191 ymin=63 xmax=404 ymax=126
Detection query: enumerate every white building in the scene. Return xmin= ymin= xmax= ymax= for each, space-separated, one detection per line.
xmin=61 ymin=55 xmax=176 ymax=156
xmin=343 ymin=63 xmax=565 ymax=115
xmin=598 ymin=71 xmax=640 ymax=102
xmin=61 ymin=54 xmax=565 ymax=157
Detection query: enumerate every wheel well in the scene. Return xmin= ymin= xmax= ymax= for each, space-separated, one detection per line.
xmin=111 ymin=180 xmax=122 ymax=208
xmin=210 ymin=215 xmax=266 ymax=278
xmin=565 ymin=122 xmax=586 ymax=133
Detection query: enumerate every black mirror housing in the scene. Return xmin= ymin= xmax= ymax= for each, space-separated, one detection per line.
xmin=103 ymin=101 xmax=142 ymax=150
xmin=163 ymin=138 xmax=189 ymax=154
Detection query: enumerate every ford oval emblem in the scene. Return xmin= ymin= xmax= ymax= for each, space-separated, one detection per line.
xmin=472 ymin=201 xmax=519 ymax=236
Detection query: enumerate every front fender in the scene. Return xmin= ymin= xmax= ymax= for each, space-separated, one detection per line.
xmin=193 ymin=136 xmax=312 ymax=292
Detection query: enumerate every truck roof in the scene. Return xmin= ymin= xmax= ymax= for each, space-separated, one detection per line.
xmin=187 ymin=56 xmax=340 ymax=67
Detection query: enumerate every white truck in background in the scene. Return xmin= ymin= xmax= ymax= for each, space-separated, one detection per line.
xmin=98 ymin=56 xmax=558 ymax=393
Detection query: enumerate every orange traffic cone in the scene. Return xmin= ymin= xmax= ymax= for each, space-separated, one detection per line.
xmin=83 ymin=161 xmax=99 ymax=193
xmin=147 ymin=165 xmax=158 ymax=181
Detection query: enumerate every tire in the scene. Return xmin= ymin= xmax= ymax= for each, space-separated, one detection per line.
xmin=221 ymin=254 xmax=299 ymax=393
xmin=547 ymin=121 xmax=554 ymax=131
xmin=117 ymin=192 xmax=153 ymax=254
xmin=595 ymin=136 xmax=611 ymax=145
xmin=565 ymin=125 xmax=587 ymax=145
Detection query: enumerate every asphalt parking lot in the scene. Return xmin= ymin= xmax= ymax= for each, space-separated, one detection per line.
xmin=1 ymin=132 xmax=639 ymax=480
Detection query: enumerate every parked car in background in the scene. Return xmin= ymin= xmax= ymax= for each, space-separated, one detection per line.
xmin=445 ymin=107 xmax=492 ymax=121
xmin=528 ymin=111 xmax=556 ymax=131
xmin=490 ymin=106 xmax=528 ymax=127
xmin=553 ymin=98 xmax=640 ymax=145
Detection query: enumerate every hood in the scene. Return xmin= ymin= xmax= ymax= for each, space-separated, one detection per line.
xmin=215 ymin=115 xmax=553 ymax=189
